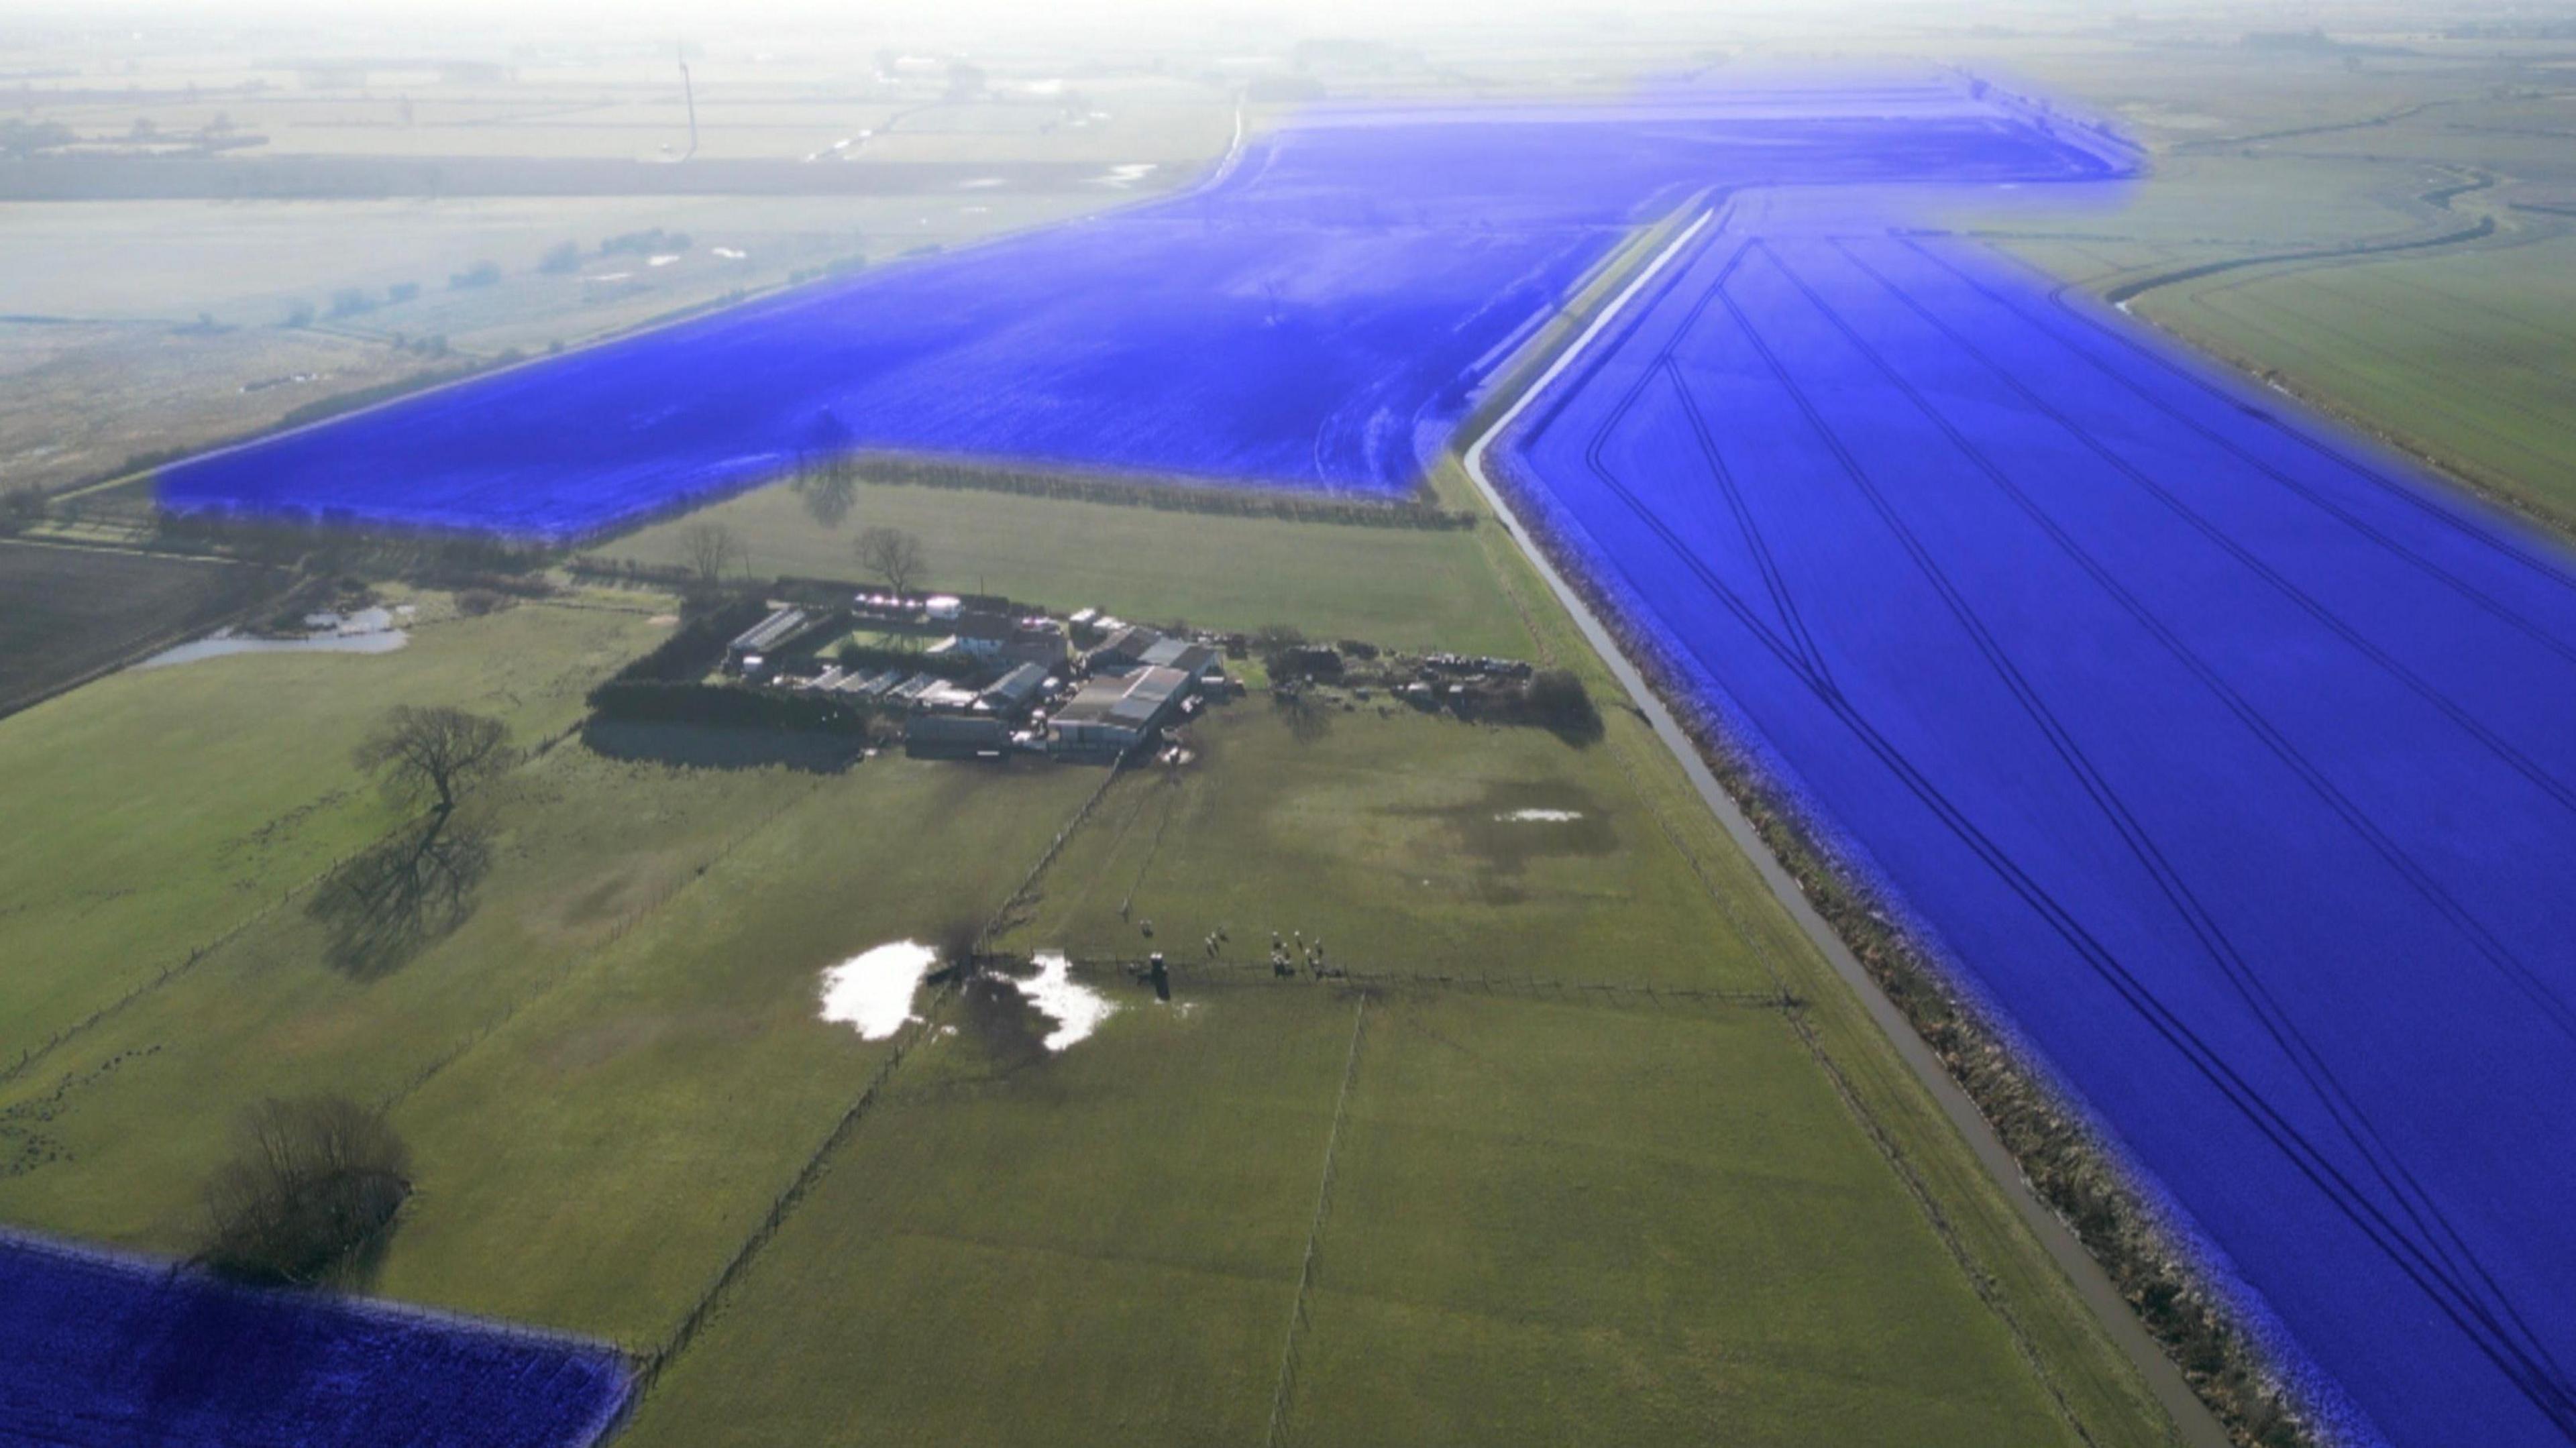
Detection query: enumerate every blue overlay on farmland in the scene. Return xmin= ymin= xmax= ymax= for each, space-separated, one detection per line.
xmin=154 ymin=80 xmax=2125 ymax=538
xmin=1497 ymin=213 xmax=2576 ymax=1448
xmin=0 ymin=1232 xmax=629 ymax=1447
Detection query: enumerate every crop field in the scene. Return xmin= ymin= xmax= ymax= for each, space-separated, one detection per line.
xmin=0 ymin=541 xmax=280 ymax=718
xmin=0 ymin=1233 xmax=627 ymax=1447
xmin=1497 ymin=219 xmax=2576 ymax=1446
xmin=155 ymin=81 xmax=2129 ymax=537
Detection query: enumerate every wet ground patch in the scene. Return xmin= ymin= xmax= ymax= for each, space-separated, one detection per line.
xmin=1413 ymin=779 xmax=1617 ymax=876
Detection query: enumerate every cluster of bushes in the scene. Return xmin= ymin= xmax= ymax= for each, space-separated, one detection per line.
xmin=602 ymin=596 xmax=769 ymax=685
xmin=835 ymin=641 xmax=981 ymax=681
xmin=589 ymin=680 xmax=874 ymax=734
xmin=601 ymin=227 xmax=692 ymax=257
xmin=0 ymin=489 xmax=49 ymax=537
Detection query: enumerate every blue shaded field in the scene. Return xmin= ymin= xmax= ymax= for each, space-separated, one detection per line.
xmin=0 ymin=1233 xmax=629 ymax=1447
xmin=1499 ymin=218 xmax=2576 ymax=1447
xmin=156 ymin=85 xmax=2122 ymax=539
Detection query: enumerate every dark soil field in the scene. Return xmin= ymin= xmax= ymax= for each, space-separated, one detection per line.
xmin=0 ymin=541 xmax=281 ymax=718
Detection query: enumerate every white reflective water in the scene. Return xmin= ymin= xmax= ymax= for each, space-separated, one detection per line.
xmin=1022 ymin=951 xmax=1116 ymax=1052
xmin=818 ymin=940 xmax=936 ymax=1040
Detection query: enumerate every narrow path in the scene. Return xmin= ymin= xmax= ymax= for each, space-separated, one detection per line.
xmin=1456 ymin=207 xmax=2232 ymax=1448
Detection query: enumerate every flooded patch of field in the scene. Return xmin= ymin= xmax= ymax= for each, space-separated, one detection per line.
xmin=818 ymin=940 xmax=934 ymax=1040
xmin=1414 ymin=781 xmax=1615 ymax=875
xmin=1020 ymin=951 xmax=1115 ymax=1052
xmin=137 ymin=624 xmax=407 ymax=669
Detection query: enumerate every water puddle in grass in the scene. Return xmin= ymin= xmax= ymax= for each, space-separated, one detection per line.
xmin=1401 ymin=781 xmax=1615 ymax=875
xmin=1020 ymin=951 xmax=1115 ymax=1051
xmin=138 ymin=621 xmax=407 ymax=669
xmin=818 ymin=940 xmax=935 ymax=1040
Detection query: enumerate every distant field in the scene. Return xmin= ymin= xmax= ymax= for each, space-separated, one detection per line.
xmin=604 ymin=478 xmax=1537 ymax=655
xmin=0 ymin=189 xmax=1145 ymax=495
xmin=1959 ymin=39 xmax=2576 ymax=534
xmin=0 ymin=540 xmax=280 ymax=718
xmin=2137 ymin=233 xmax=2576 ymax=521
xmin=150 ymin=86 xmax=2125 ymax=536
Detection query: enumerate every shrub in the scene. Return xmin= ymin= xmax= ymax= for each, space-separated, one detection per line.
xmin=1519 ymin=668 xmax=1603 ymax=741
xmin=602 ymin=596 xmax=770 ymax=687
xmin=200 ymin=1097 xmax=412 ymax=1284
xmin=588 ymin=680 xmax=874 ymax=734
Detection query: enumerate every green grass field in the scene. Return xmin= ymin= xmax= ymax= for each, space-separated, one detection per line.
xmin=0 ymin=557 xmax=2181 ymax=1445
xmin=2135 ymin=233 xmax=2576 ymax=520
xmin=1012 ymin=702 xmax=1777 ymax=990
xmin=621 ymin=985 xmax=2091 ymax=1448
xmin=0 ymin=595 xmax=659 ymax=1068
xmin=0 ymin=607 xmax=1104 ymax=1344
xmin=605 ymin=478 xmax=1539 ymax=656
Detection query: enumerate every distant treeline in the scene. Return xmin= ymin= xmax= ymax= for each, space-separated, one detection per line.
xmin=0 ymin=156 xmax=1116 ymax=202
xmin=843 ymin=453 xmax=1474 ymax=531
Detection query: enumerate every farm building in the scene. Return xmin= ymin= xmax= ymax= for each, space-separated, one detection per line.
xmin=725 ymin=607 xmax=812 ymax=679
xmin=1051 ymin=665 xmax=1192 ymax=759
xmin=1084 ymin=624 xmax=1164 ymax=673
xmin=904 ymin=712 xmax=1010 ymax=759
xmin=1136 ymin=636 xmax=1225 ymax=682
xmin=980 ymin=661 xmax=1051 ymax=716
xmin=945 ymin=611 xmax=1068 ymax=667
xmin=1084 ymin=626 xmax=1224 ymax=682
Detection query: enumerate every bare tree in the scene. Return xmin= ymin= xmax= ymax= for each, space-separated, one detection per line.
xmin=354 ymin=705 xmax=515 ymax=815
xmin=855 ymin=525 xmax=926 ymax=597
xmin=676 ymin=519 xmax=746 ymax=590
xmin=201 ymin=1096 xmax=413 ymax=1284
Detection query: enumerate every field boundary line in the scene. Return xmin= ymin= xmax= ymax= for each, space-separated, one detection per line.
xmin=1077 ymin=954 xmax=1784 ymax=1009
xmin=1455 ymin=209 xmax=2229 ymax=1448
xmin=1264 ymin=993 xmax=1369 ymax=1448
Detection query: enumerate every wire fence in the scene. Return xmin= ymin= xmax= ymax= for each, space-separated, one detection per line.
xmin=1265 ymin=994 xmax=1369 ymax=1448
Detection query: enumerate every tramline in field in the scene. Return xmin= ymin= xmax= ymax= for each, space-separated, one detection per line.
xmin=1495 ymin=215 xmax=2576 ymax=1448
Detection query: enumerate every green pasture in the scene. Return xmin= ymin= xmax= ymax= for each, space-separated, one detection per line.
xmin=604 ymin=478 xmax=1538 ymax=656
xmin=0 ymin=596 xmax=660 ymax=1066
xmin=1008 ymin=701 xmax=1777 ymax=992
xmin=2137 ymin=233 xmax=2576 ymax=521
